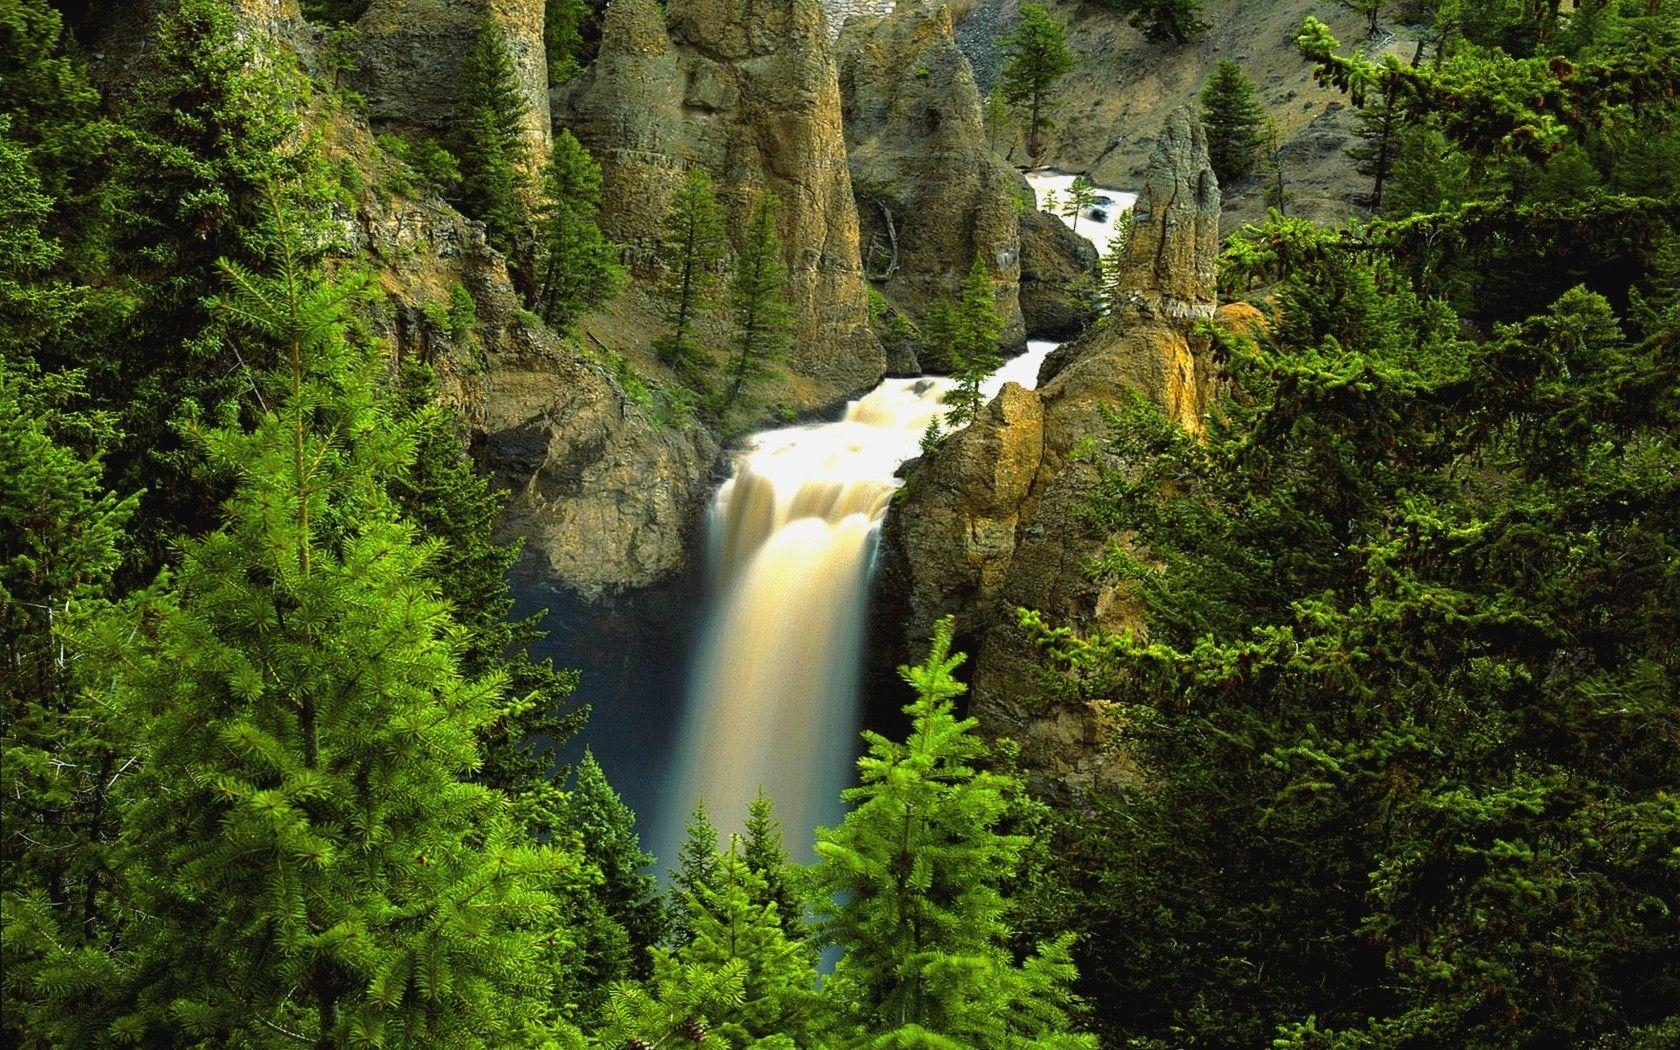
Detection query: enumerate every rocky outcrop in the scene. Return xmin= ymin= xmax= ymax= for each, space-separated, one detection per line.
xmin=352 ymin=0 xmax=552 ymax=181
xmin=1111 ymin=108 xmax=1221 ymax=322
xmin=567 ymin=0 xmax=885 ymax=403
xmin=873 ymin=108 xmax=1226 ymax=799
xmin=836 ymin=2 xmax=1026 ymax=355
xmin=1017 ymin=206 xmax=1098 ymax=338
xmin=188 ymin=0 xmax=717 ymax=601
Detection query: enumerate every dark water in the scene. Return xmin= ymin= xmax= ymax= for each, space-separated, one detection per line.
xmin=510 ymin=569 xmax=703 ymax=857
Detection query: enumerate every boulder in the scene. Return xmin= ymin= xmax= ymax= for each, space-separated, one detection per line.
xmin=1017 ymin=206 xmax=1099 ymax=338
xmin=836 ymin=3 xmax=1026 ymax=351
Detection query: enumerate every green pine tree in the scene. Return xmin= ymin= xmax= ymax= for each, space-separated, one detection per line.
xmin=0 ymin=361 xmax=137 ymax=1046
xmin=1200 ymin=60 xmax=1266 ymax=187
xmin=999 ymin=3 xmax=1075 ymax=165
xmin=387 ymin=362 xmax=585 ymax=841
xmin=1102 ymin=0 xmax=1209 ymax=45
xmin=559 ymin=750 xmax=667 ymax=1011
xmin=938 ymin=256 xmax=1006 ymax=427
xmin=78 ymin=0 xmax=311 ymax=577
xmin=655 ymin=168 xmax=729 ymax=377
xmin=545 ymin=0 xmax=591 ymax=85
xmin=719 ymin=192 xmax=793 ymax=417
xmin=598 ymin=841 xmax=824 ymax=1048
xmin=452 ymin=16 xmax=532 ymax=271
xmin=668 ymin=802 xmax=721 ymax=948
xmin=534 ymin=129 xmax=625 ymax=330
xmin=741 ymin=789 xmax=806 ymax=944
xmin=82 ymin=195 xmax=582 ymax=1046
xmin=812 ymin=618 xmax=1095 ymax=1048
xmin=1062 ymin=174 xmax=1098 ymax=234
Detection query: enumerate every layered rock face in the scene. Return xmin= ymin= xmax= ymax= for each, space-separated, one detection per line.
xmin=353 ymin=0 xmax=552 ymax=182
xmin=873 ymin=108 xmax=1228 ymax=798
xmin=568 ymin=0 xmax=885 ymax=402
xmin=836 ymin=2 xmax=1026 ymax=354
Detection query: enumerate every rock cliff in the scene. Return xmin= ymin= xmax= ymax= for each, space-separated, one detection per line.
xmin=873 ymin=108 xmax=1231 ymax=798
xmin=567 ymin=0 xmax=885 ymax=403
xmin=353 ymin=0 xmax=553 ymax=185
xmin=835 ymin=2 xmax=1027 ymax=354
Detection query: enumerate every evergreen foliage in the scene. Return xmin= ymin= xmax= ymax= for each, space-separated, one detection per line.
xmin=534 ymin=129 xmax=624 ymax=331
xmin=655 ymin=168 xmax=729 ymax=377
xmin=1030 ymin=224 xmax=1680 ymax=1047
xmin=0 ymin=361 xmax=137 ymax=1045
xmin=931 ymin=256 xmax=1005 ymax=426
xmin=81 ymin=198 xmax=583 ymax=1046
xmin=813 ymin=617 xmax=1094 ymax=1048
xmin=741 ymin=790 xmax=806 ymax=945
xmin=452 ymin=16 xmax=532 ymax=270
xmin=669 ymin=803 xmax=721 ymax=948
xmin=1200 ymin=60 xmax=1266 ymax=187
xmin=1061 ymin=174 xmax=1098 ymax=233
xmin=545 ymin=0 xmax=592 ymax=85
xmin=557 ymin=751 xmax=667 ymax=1018
xmin=1099 ymin=0 xmax=1209 ymax=45
xmin=601 ymin=843 xmax=823 ymax=1048
xmin=387 ymin=363 xmax=585 ymax=840
xmin=998 ymin=4 xmax=1075 ymax=164
xmin=81 ymin=0 xmax=313 ymax=574
xmin=719 ymin=193 xmax=793 ymax=417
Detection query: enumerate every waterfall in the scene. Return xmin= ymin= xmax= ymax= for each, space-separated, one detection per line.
xmin=661 ymin=343 xmax=1061 ymax=860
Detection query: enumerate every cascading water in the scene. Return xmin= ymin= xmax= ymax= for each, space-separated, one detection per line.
xmin=658 ymin=170 xmax=1131 ymax=861
xmin=660 ymin=343 xmax=1061 ymax=859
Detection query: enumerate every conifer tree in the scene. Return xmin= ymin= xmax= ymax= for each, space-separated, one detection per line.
xmin=599 ymin=842 xmax=823 ymax=1049
xmin=1062 ymin=174 xmax=1098 ymax=233
xmin=387 ymin=363 xmax=584 ymax=841
xmin=655 ymin=168 xmax=729 ymax=376
xmin=81 ymin=196 xmax=581 ymax=1046
xmin=1346 ymin=74 xmax=1403 ymax=212
xmin=937 ymin=256 xmax=1006 ymax=427
xmin=812 ymin=618 xmax=1094 ymax=1048
xmin=999 ymin=4 xmax=1075 ymax=164
xmin=669 ymin=803 xmax=721 ymax=948
xmin=82 ymin=0 xmax=309 ymax=574
xmin=453 ymin=16 xmax=532 ymax=268
xmin=545 ymin=0 xmax=591 ymax=84
xmin=534 ymin=129 xmax=624 ymax=330
xmin=1104 ymin=0 xmax=1209 ymax=45
xmin=1200 ymin=60 xmax=1266 ymax=186
xmin=0 ymin=361 xmax=137 ymax=1045
xmin=559 ymin=751 xmax=666 ymax=1000
xmin=720 ymin=192 xmax=793 ymax=416
xmin=741 ymin=789 xmax=806 ymax=944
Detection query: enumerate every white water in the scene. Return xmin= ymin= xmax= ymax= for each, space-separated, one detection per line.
xmin=662 ymin=341 xmax=1059 ymax=859
xmin=1024 ymin=170 xmax=1139 ymax=259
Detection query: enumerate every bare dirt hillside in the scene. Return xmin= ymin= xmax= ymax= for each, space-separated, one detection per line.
xmin=963 ymin=0 xmax=1407 ymax=231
